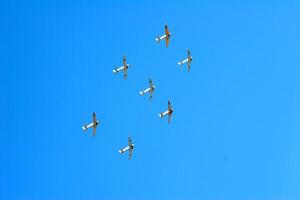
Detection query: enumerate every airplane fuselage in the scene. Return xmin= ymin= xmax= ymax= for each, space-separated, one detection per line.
xmin=113 ymin=64 xmax=129 ymax=74
xmin=155 ymin=33 xmax=171 ymax=43
xmin=119 ymin=144 xmax=134 ymax=154
xmin=178 ymin=57 xmax=192 ymax=66
xmin=140 ymin=85 xmax=155 ymax=95
xmin=159 ymin=110 xmax=172 ymax=118
xmin=82 ymin=121 xmax=99 ymax=131
xmin=119 ymin=146 xmax=129 ymax=154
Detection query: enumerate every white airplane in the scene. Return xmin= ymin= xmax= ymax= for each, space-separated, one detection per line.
xmin=119 ymin=137 xmax=134 ymax=159
xmin=155 ymin=25 xmax=171 ymax=48
xmin=82 ymin=112 xmax=100 ymax=137
xmin=112 ymin=56 xmax=130 ymax=79
xmin=178 ymin=49 xmax=193 ymax=72
xmin=158 ymin=100 xmax=174 ymax=124
xmin=139 ymin=78 xmax=156 ymax=100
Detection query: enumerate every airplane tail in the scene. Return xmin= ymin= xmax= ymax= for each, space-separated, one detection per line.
xmin=112 ymin=69 xmax=118 ymax=74
xmin=118 ymin=149 xmax=124 ymax=154
xmin=82 ymin=125 xmax=88 ymax=131
xmin=158 ymin=113 xmax=163 ymax=118
xmin=139 ymin=91 xmax=144 ymax=96
xmin=178 ymin=61 xmax=183 ymax=66
xmin=155 ymin=36 xmax=160 ymax=43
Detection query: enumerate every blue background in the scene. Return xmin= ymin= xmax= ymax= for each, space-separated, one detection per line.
xmin=1 ymin=1 xmax=300 ymax=199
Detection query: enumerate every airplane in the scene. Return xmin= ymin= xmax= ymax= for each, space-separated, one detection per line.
xmin=178 ymin=49 xmax=193 ymax=72
xmin=82 ymin=112 xmax=100 ymax=137
xmin=112 ymin=56 xmax=130 ymax=79
xmin=139 ymin=78 xmax=156 ymax=100
xmin=119 ymin=136 xmax=135 ymax=159
xmin=155 ymin=25 xmax=171 ymax=48
xmin=158 ymin=100 xmax=174 ymax=124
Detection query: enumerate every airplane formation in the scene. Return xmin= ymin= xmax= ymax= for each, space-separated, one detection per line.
xmin=82 ymin=25 xmax=192 ymax=159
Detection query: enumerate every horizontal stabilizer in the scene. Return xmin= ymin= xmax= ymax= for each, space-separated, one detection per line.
xmin=159 ymin=113 xmax=163 ymax=118
xmin=155 ymin=37 xmax=160 ymax=43
xmin=139 ymin=91 xmax=144 ymax=95
xmin=82 ymin=126 xmax=87 ymax=131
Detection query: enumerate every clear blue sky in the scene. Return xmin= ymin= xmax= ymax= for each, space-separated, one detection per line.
xmin=1 ymin=0 xmax=300 ymax=199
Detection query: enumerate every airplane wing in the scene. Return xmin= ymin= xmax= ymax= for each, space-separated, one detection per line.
xmin=187 ymin=49 xmax=191 ymax=72
xmin=187 ymin=49 xmax=191 ymax=59
xmin=149 ymin=92 xmax=153 ymax=101
xmin=122 ymin=56 xmax=127 ymax=68
xmin=128 ymin=136 xmax=133 ymax=159
xmin=168 ymin=113 xmax=172 ymax=124
xmin=164 ymin=25 xmax=169 ymax=36
xmin=149 ymin=78 xmax=153 ymax=86
xmin=149 ymin=78 xmax=154 ymax=89
xmin=168 ymin=100 xmax=172 ymax=123
xmin=148 ymin=79 xmax=153 ymax=100
xmin=164 ymin=25 xmax=170 ymax=48
xmin=92 ymin=126 xmax=96 ymax=136
xmin=166 ymin=36 xmax=170 ymax=48
xmin=93 ymin=112 xmax=97 ymax=124
xmin=92 ymin=112 xmax=97 ymax=136
xmin=128 ymin=148 xmax=133 ymax=159
xmin=128 ymin=137 xmax=132 ymax=146
xmin=123 ymin=56 xmax=128 ymax=79
xmin=123 ymin=68 xmax=127 ymax=79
